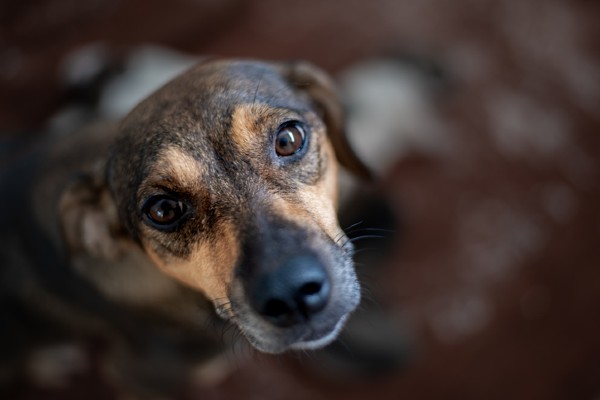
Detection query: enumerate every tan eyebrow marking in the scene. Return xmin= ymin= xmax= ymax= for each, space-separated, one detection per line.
xmin=149 ymin=147 xmax=204 ymax=188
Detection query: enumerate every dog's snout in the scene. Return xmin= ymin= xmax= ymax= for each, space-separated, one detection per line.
xmin=250 ymin=256 xmax=331 ymax=327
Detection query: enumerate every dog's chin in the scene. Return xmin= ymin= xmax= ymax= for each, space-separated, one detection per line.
xmin=235 ymin=313 xmax=352 ymax=354
xmin=287 ymin=314 xmax=349 ymax=351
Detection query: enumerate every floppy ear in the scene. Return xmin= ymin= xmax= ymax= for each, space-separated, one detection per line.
xmin=59 ymin=163 xmax=130 ymax=261
xmin=280 ymin=61 xmax=373 ymax=180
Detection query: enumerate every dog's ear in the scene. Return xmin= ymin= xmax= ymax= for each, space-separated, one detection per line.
xmin=59 ymin=164 xmax=129 ymax=261
xmin=280 ymin=61 xmax=373 ymax=180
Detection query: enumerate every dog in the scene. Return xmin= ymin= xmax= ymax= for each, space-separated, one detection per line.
xmin=0 ymin=58 xmax=372 ymax=395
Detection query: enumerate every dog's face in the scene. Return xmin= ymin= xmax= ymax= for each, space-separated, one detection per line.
xmin=87 ymin=60 xmax=369 ymax=353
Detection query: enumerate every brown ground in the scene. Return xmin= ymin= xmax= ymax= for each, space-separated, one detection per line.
xmin=2 ymin=0 xmax=599 ymax=399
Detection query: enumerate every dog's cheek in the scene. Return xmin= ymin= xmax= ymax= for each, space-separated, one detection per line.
xmin=300 ymin=185 xmax=342 ymax=243
xmin=268 ymin=141 xmax=341 ymax=243
xmin=301 ymin=139 xmax=342 ymax=240
xmin=142 ymin=222 xmax=239 ymax=301
xmin=320 ymin=138 xmax=340 ymax=209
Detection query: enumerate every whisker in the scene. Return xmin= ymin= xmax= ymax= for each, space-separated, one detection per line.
xmin=343 ymin=220 xmax=364 ymax=232
xmin=352 ymin=247 xmax=380 ymax=256
xmin=359 ymin=285 xmax=376 ymax=305
xmin=349 ymin=234 xmax=387 ymax=242
xmin=334 ymin=231 xmax=347 ymax=244
xmin=338 ymin=236 xmax=350 ymax=247
xmin=345 ymin=227 xmax=395 ymax=236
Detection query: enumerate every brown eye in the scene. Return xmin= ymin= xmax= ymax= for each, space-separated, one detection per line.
xmin=143 ymin=195 xmax=186 ymax=230
xmin=275 ymin=122 xmax=306 ymax=157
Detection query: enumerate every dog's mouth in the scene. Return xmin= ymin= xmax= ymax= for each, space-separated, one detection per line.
xmin=217 ymin=271 xmax=360 ymax=354
xmin=225 ymin=305 xmax=355 ymax=354
xmin=287 ymin=313 xmax=350 ymax=350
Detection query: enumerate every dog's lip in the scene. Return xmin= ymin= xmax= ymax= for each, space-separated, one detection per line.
xmin=231 ymin=311 xmax=351 ymax=354
xmin=288 ymin=313 xmax=349 ymax=350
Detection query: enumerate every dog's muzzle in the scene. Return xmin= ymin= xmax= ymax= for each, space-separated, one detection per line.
xmin=224 ymin=238 xmax=360 ymax=353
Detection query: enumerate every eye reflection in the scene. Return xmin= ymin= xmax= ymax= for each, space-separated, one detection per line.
xmin=275 ymin=122 xmax=305 ymax=157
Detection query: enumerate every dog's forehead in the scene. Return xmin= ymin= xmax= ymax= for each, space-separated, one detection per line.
xmin=121 ymin=60 xmax=311 ymax=145
xmin=165 ymin=60 xmax=306 ymax=113
xmin=192 ymin=61 xmax=293 ymax=99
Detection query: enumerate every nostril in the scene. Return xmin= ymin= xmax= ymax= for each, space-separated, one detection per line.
xmin=299 ymin=281 xmax=322 ymax=296
xmin=297 ymin=279 xmax=330 ymax=316
xmin=264 ymin=299 xmax=289 ymax=319
xmin=262 ymin=298 xmax=296 ymax=327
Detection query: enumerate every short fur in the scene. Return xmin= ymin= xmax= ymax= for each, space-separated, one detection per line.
xmin=0 ymin=59 xmax=370 ymax=395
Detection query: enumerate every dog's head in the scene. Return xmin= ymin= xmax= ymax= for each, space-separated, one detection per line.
xmin=62 ymin=59 xmax=370 ymax=353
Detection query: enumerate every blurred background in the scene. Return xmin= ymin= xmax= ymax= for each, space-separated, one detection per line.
xmin=1 ymin=0 xmax=599 ymax=399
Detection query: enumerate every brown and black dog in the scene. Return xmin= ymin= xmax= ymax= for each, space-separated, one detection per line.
xmin=0 ymin=59 xmax=371 ymax=394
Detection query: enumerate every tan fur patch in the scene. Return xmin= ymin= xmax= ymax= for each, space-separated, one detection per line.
xmin=319 ymin=137 xmax=340 ymax=208
xmin=230 ymin=104 xmax=294 ymax=157
xmin=268 ymin=138 xmax=342 ymax=242
xmin=144 ymin=220 xmax=239 ymax=301
xmin=146 ymin=147 xmax=205 ymax=190
xmin=230 ymin=104 xmax=265 ymax=157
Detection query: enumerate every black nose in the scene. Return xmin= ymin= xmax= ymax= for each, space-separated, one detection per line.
xmin=249 ymin=256 xmax=331 ymax=327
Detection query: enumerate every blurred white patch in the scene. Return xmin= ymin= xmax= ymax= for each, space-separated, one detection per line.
xmin=55 ymin=44 xmax=199 ymax=133
xmin=99 ymin=45 xmax=198 ymax=117
xmin=60 ymin=42 xmax=111 ymax=87
xmin=339 ymin=60 xmax=450 ymax=175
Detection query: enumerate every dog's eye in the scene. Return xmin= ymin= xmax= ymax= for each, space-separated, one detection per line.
xmin=143 ymin=195 xmax=186 ymax=229
xmin=275 ymin=122 xmax=305 ymax=157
